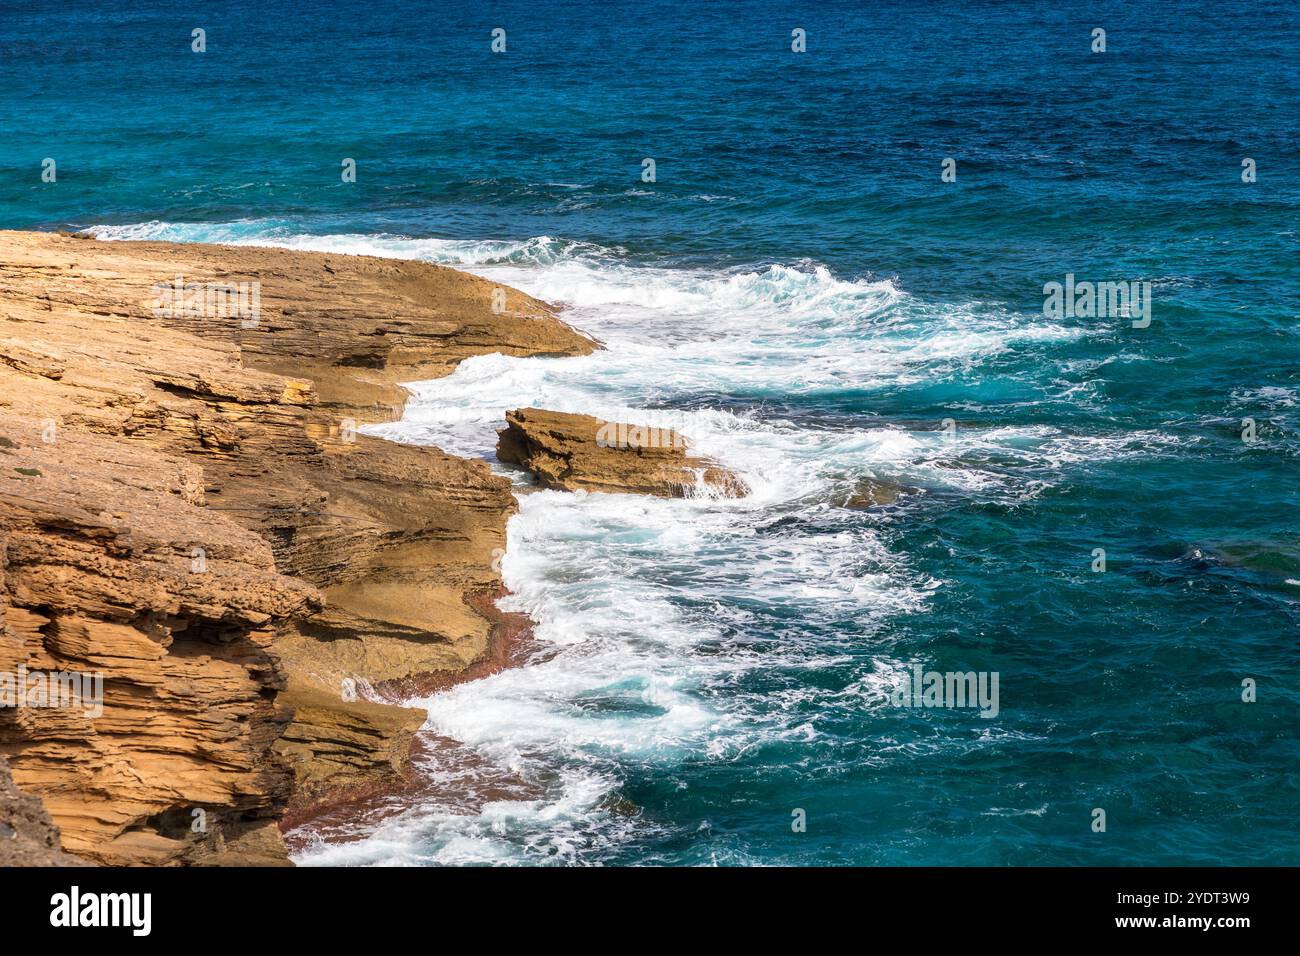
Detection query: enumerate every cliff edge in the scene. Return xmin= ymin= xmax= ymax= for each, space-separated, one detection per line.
xmin=0 ymin=231 xmax=596 ymax=864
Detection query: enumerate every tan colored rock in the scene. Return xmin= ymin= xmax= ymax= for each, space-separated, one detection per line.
xmin=12 ymin=230 xmax=595 ymax=424
xmin=0 ymin=231 xmax=600 ymax=862
xmin=0 ymin=755 xmax=87 ymax=866
xmin=497 ymin=408 xmax=748 ymax=498
xmin=273 ymin=680 xmax=426 ymax=814
xmin=0 ymin=421 xmax=318 ymax=865
xmin=843 ymin=477 xmax=907 ymax=508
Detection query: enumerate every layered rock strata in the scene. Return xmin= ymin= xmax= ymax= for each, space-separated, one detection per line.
xmin=496 ymin=407 xmax=748 ymax=498
xmin=0 ymin=231 xmax=596 ymax=863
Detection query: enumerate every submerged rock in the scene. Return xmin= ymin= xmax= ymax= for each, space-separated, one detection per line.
xmin=843 ymin=477 xmax=908 ymax=508
xmin=497 ymin=408 xmax=748 ymax=498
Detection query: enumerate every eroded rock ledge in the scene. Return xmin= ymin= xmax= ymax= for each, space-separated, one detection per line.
xmin=0 ymin=754 xmax=85 ymax=866
xmin=0 ymin=230 xmax=597 ymax=864
xmin=497 ymin=407 xmax=748 ymax=498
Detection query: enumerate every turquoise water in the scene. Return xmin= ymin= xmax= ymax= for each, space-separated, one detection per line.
xmin=2 ymin=0 xmax=1297 ymax=865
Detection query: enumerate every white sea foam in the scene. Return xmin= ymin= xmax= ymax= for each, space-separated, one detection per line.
xmin=91 ymin=219 xmax=1118 ymax=864
xmin=1232 ymin=385 xmax=1299 ymax=410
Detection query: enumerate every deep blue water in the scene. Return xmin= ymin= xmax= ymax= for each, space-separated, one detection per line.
xmin=2 ymin=0 xmax=1297 ymax=865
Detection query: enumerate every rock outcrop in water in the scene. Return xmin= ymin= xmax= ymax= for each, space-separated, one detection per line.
xmin=496 ymin=407 xmax=748 ymax=498
xmin=0 ymin=230 xmax=597 ymax=864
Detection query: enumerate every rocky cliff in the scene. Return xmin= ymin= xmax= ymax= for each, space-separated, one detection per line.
xmin=0 ymin=231 xmax=596 ymax=864
xmin=0 ymin=754 xmax=84 ymax=866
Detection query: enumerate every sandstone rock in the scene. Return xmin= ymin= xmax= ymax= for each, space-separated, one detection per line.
xmin=0 ymin=231 xmax=600 ymax=862
xmin=843 ymin=477 xmax=908 ymax=508
xmin=0 ymin=754 xmax=87 ymax=866
xmin=496 ymin=407 xmax=748 ymax=498
xmin=0 ymin=421 xmax=319 ymax=865
xmin=1 ymin=232 xmax=594 ymax=424
xmin=273 ymin=680 xmax=427 ymax=813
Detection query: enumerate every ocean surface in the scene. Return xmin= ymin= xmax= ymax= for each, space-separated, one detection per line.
xmin=3 ymin=0 xmax=1297 ymax=865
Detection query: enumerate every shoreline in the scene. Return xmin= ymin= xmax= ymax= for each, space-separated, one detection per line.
xmin=280 ymin=585 xmax=540 ymax=841
xmin=3 ymin=227 xmax=756 ymax=863
xmin=0 ymin=229 xmax=596 ymax=864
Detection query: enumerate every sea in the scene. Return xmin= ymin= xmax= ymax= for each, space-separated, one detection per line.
xmin=2 ymin=0 xmax=1297 ymax=865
